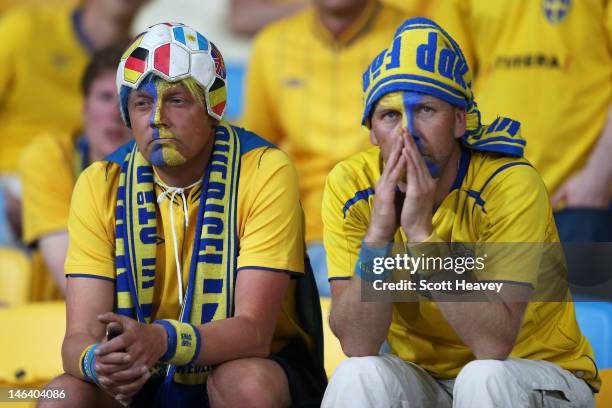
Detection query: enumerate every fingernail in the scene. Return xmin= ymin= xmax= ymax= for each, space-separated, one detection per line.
xmin=123 ymin=355 xmax=130 ymax=362
xmin=116 ymin=394 xmax=124 ymax=400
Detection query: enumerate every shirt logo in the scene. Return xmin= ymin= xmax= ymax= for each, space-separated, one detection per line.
xmin=50 ymin=53 xmax=69 ymax=69
xmin=282 ymin=77 xmax=305 ymax=88
xmin=542 ymin=0 xmax=571 ymax=24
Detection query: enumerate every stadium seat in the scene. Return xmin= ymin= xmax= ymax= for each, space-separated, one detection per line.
xmin=0 ymin=247 xmax=31 ymax=305
xmin=320 ymin=297 xmax=347 ymax=377
xmin=0 ymin=301 xmax=65 ymax=388
xmin=574 ymin=301 xmax=612 ymax=369
xmin=596 ymin=369 xmax=612 ymax=407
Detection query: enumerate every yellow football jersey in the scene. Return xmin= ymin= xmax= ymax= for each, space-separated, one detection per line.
xmin=382 ymin=0 xmax=437 ymax=15
xmin=18 ymin=133 xmax=77 ymax=301
xmin=65 ymin=143 xmax=309 ymax=354
xmin=243 ymin=0 xmax=413 ymax=242
xmin=0 ymin=0 xmax=77 ymax=14
xmin=430 ymin=0 xmax=612 ymax=195
xmin=0 ymin=6 xmax=88 ymax=172
xmin=323 ymin=146 xmax=599 ymax=389
xmin=19 ymin=133 xmax=77 ymax=245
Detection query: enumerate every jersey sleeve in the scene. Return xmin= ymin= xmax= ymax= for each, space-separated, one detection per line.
xmin=475 ymin=163 xmax=554 ymax=286
xmin=322 ymin=162 xmax=370 ymax=281
xmin=64 ymin=162 xmax=117 ymax=280
xmin=236 ymin=147 xmax=305 ymax=275
xmin=19 ymin=136 xmax=73 ymax=245
xmin=242 ymin=29 xmax=284 ymax=145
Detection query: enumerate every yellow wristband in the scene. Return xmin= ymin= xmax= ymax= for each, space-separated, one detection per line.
xmin=154 ymin=319 xmax=201 ymax=366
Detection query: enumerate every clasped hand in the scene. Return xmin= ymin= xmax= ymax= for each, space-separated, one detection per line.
xmin=93 ymin=313 xmax=167 ymax=400
xmin=367 ymin=129 xmax=436 ymax=243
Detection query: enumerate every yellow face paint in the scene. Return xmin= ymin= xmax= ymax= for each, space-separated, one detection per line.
xmin=145 ymin=77 xmax=206 ymax=167
xmin=377 ymin=91 xmax=409 ymax=130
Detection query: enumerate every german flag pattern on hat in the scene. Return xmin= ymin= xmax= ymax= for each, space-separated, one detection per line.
xmin=116 ymin=22 xmax=228 ymax=123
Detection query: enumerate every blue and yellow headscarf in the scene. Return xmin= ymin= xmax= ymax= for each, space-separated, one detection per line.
xmin=362 ymin=17 xmax=525 ymax=157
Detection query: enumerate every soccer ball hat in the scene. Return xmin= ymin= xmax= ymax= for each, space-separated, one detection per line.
xmin=116 ymin=22 xmax=227 ymax=127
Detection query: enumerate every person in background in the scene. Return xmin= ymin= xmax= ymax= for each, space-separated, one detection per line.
xmin=0 ymin=0 xmax=148 ymax=245
xmin=228 ymin=0 xmax=309 ymax=36
xmin=430 ymin=0 xmax=612 ymax=245
xmin=243 ymin=0 xmax=416 ymax=296
xmin=228 ymin=0 xmax=437 ymax=36
xmin=19 ymin=44 xmax=132 ymax=298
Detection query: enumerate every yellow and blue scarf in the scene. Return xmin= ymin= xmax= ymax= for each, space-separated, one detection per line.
xmin=362 ymin=17 xmax=525 ymax=158
xmin=111 ymin=121 xmax=263 ymax=384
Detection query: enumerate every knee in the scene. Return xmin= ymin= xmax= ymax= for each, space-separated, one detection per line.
xmin=207 ymin=359 xmax=289 ymax=408
xmin=455 ymin=359 xmax=511 ymax=391
xmin=37 ymin=374 xmax=93 ymax=408
xmin=329 ymin=356 xmax=390 ymax=387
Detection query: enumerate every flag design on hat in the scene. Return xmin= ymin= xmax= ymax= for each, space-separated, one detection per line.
xmin=153 ymin=43 xmax=190 ymax=78
xmin=172 ymin=25 xmax=208 ymax=51
xmin=124 ymin=47 xmax=149 ymax=84
xmin=208 ymin=78 xmax=227 ymax=118
xmin=210 ymin=44 xmax=226 ymax=79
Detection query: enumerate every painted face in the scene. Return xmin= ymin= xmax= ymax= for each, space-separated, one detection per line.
xmin=83 ymin=70 xmax=132 ymax=159
xmin=127 ymin=75 xmax=216 ymax=168
xmin=370 ymin=91 xmax=465 ymax=179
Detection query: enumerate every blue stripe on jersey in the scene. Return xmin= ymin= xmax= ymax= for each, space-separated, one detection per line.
xmin=343 ymin=187 xmax=375 ymax=218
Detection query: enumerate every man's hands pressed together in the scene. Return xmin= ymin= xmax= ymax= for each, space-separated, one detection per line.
xmin=367 ymin=129 xmax=436 ymax=245
xmin=93 ymin=313 xmax=168 ymax=400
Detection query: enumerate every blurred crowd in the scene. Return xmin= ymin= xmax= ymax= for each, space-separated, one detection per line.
xmin=0 ymin=0 xmax=611 ymax=304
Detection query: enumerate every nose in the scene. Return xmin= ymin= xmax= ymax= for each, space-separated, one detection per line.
xmin=149 ymin=99 xmax=167 ymax=129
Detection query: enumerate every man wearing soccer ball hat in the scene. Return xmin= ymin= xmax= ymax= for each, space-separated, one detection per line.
xmin=42 ymin=23 xmax=326 ymax=408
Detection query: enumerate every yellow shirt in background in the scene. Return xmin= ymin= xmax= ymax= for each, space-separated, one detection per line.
xmin=0 ymin=6 xmax=88 ymax=171
xmin=18 ymin=133 xmax=80 ymax=301
xmin=244 ymin=0 xmax=412 ymax=242
xmin=323 ymin=146 xmax=599 ymax=389
xmin=430 ymin=0 xmax=612 ymax=195
xmin=19 ymin=134 xmax=78 ymax=245
xmin=0 ymin=0 xmax=77 ymax=14
xmin=65 ymin=142 xmax=310 ymax=354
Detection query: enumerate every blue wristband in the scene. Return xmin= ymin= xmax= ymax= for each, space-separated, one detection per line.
xmin=355 ymin=241 xmax=393 ymax=282
xmin=80 ymin=343 xmax=99 ymax=384
xmin=153 ymin=319 xmax=178 ymax=362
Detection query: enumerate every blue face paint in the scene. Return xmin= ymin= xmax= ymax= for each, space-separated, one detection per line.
xmin=401 ymin=91 xmax=441 ymax=177
xmin=137 ymin=76 xmax=166 ymax=166
xmin=137 ymin=76 xmax=191 ymax=167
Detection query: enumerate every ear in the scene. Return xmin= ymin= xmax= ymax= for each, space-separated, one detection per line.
xmin=453 ymin=107 xmax=467 ymax=139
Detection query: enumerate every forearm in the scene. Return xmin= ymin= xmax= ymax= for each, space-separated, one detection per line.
xmin=229 ymin=0 xmax=308 ymax=35
xmin=62 ymin=332 xmax=103 ymax=378
xmin=190 ymin=315 xmax=275 ymax=366
xmin=39 ymin=232 xmax=69 ymax=294
xmin=435 ymin=299 xmax=524 ymax=360
xmin=585 ymin=106 xmax=612 ymax=185
xmin=329 ymin=278 xmax=392 ymax=357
